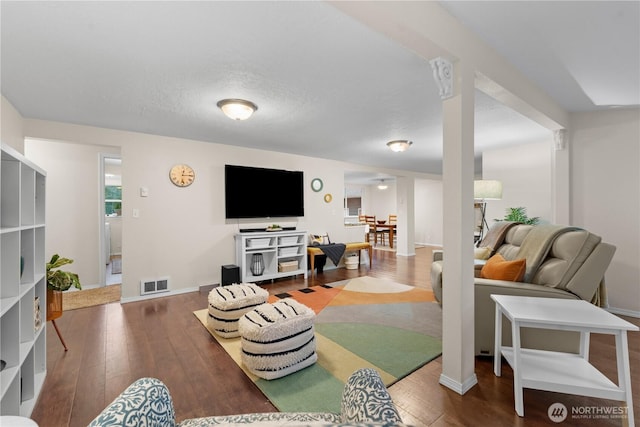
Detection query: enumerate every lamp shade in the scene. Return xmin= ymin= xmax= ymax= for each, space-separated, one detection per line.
xmin=474 ymin=180 xmax=502 ymax=200
xmin=217 ymin=99 xmax=258 ymax=120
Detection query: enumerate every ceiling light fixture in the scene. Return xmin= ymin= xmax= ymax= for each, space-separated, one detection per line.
xmin=386 ymin=140 xmax=413 ymax=152
xmin=377 ymin=180 xmax=388 ymax=190
xmin=217 ymin=98 xmax=258 ymax=121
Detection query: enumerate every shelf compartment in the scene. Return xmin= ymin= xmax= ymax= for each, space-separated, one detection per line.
xmin=246 ymin=238 xmax=272 ymax=248
xmin=502 ymin=347 xmax=625 ymax=400
xmin=0 ymin=304 xmax=19 ymax=399
xmin=20 ymin=229 xmax=35 ymax=285
xmin=20 ymin=166 xmax=35 ymax=226
xmin=278 ymin=247 xmax=299 ymax=257
xmin=279 ymin=236 xmax=299 ymax=245
xmin=1 ymin=156 xmax=20 ymax=229
xmin=1 ymin=231 xmax=20 ymax=302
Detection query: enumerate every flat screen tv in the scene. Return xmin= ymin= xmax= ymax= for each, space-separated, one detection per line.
xmin=225 ymin=164 xmax=304 ymax=219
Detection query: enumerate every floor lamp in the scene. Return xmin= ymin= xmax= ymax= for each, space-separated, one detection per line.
xmin=474 ymin=180 xmax=503 ymax=244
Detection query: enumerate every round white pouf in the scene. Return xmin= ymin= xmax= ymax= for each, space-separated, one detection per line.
xmin=239 ymin=298 xmax=317 ymax=380
xmin=207 ymin=283 xmax=269 ymax=338
xmin=0 ymin=416 xmax=39 ymax=427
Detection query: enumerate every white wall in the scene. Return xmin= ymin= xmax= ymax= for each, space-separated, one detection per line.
xmin=23 ymin=118 xmax=436 ymax=301
xmin=415 ymin=178 xmax=443 ymax=245
xmin=1 ymin=95 xmax=24 ymax=153
xmin=482 ymin=139 xmax=553 ymax=226
xmin=25 ymin=139 xmax=121 ymax=287
xmin=570 ymin=108 xmax=640 ymax=315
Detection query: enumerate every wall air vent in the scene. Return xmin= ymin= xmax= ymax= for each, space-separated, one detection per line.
xmin=140 ymin=277 xmax=170 ymax=295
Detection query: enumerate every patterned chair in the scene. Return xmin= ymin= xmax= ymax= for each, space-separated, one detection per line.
xmin=88 ymin=368 xmax=405 ymax=426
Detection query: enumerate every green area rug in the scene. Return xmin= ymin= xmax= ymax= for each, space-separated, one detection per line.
xmin=193 ymin=276 xmax=442 ymax=413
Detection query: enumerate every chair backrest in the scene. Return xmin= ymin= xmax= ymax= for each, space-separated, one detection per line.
xmin=364 ymin=215 xmax=377 ymax=232
xmin=358 ymin=214 xmax=366 ymax=223
xmin=388 ymin=214 xmax=397 ymax=225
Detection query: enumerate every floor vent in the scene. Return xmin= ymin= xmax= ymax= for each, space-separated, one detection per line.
xmin=140 ymin=277 xmax=170 ymax=295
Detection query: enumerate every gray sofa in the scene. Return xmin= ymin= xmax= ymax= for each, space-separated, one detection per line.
xmin=431 ymin=222 xmax=616 ymax=356
xmin=88 ymin=368 xmax=406 ymax=426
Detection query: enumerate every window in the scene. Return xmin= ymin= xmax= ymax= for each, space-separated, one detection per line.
xmin=105 ymin=185 xmax=122 ymax=216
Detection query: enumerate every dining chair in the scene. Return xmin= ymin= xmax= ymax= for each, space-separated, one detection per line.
xmin=387 ymin=214 xmax=397 ymax=246
xmin=364 ymin=215 xmax=382 ymax=246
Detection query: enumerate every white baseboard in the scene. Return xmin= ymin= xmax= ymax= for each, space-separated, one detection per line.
xmin=439 ymin=373 xmax=478 ymax=395
xmin=607 ymin=306 xmax=640 ymax=318
xmin=120 ymin=286 xmax=199 ymax=304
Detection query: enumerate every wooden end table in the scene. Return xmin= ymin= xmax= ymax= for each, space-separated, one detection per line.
xmin=491 ymin=295 xmax=638 ymax=424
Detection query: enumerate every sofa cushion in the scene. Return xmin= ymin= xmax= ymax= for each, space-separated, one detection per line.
xmin=474 ymin=246 xmax=492 ymax=260
xmin=532 ymin=230 xmax=600 ymax=289
xmin=480 ymin=254 xmax=526 ymax=282
xmin=495 ymin=225 xmax=533 ymax=260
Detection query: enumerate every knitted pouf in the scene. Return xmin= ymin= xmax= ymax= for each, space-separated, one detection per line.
xmin=207 ymin=283 xmax=269 ymax=338
xmin=239 ymin=298 xmax=317 ymax=380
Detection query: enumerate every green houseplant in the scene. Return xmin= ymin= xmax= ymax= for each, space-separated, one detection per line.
xmin=498 ymin=207 xmax=540 ymax=225
xmin=47 ymin=254 xmax=82 ymax=291
xmin=46 ymin=254 xmax=81 ymax=323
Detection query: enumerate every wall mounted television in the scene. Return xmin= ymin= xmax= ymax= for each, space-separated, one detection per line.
xmin=225 ymin=164 xmax=305 ymax=219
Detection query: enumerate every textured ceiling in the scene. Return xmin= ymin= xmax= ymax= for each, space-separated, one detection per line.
xmin=2 ymin=1 xmax=638 ymax=182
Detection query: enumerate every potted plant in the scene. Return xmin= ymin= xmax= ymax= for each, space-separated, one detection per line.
xmin=46 ymin=254 xmax=81 ymax=320
xmin=498 ymin=207 xmax=540 ymax=225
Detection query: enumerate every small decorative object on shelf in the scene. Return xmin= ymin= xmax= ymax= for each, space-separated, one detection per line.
xmin=34 ymin=296 xmax=42 ymax=331
xmin=266 ymin=224 xmax=282 ymax=231
xmin=0 ymin=360 xmax=5 ymax=371
xmin=20 ymin=255 xmax=24 ymax=278
xmin=250 ymin=253 xmax=265 ymax=276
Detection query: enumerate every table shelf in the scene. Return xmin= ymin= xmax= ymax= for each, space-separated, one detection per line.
xmin=501 ymin=347 xmax=624 ymax=400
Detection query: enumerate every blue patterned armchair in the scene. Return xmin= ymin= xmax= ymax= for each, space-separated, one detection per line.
xmin=88 ymin=368 xmax=405 ymax=426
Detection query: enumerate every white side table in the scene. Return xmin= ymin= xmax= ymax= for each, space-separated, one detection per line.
xmin=491 ymin=295 xmax=638 ymax=424
xmin=0 ymin=416 xmax=39 ymax=426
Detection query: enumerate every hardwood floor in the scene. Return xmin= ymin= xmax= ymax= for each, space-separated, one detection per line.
xmin=32 ymin=246 xmax=639 ymax=426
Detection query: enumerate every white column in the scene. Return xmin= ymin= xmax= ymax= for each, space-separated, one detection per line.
xmin=435 ymin=57 xmax=478 ymax=394
xmin=395 ymin=176 xmax=415 ymax=257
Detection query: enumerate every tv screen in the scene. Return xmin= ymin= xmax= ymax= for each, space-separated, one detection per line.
xmin=225 ymin=165 xmax=305 ymax=219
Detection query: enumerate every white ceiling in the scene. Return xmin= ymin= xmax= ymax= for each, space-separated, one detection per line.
xmin=2 ymin=1 xmax=638 ymax=182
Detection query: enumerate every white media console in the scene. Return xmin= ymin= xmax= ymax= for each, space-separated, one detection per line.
xmin=235 ymin=230 xmax=308 ymax=283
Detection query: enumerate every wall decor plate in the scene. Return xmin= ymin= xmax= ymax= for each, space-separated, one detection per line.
xmin=311 ymin=178 xmax=323 ymax=192
xmin=324 ymin=193 xmax=332 ymax=203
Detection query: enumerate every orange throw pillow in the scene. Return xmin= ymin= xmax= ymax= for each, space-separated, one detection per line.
xmin=480 ymin=254 xmax=526 ymax=282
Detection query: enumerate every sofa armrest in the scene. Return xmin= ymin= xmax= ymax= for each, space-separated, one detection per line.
xmin=88 ymin=378 xmax=176 ymax=427
xmin=340 ymin=368 xmax=402 ymax=424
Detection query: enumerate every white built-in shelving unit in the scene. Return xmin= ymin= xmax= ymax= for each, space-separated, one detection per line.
xmin=0 ymin=144 xmax=47 ymax=417
xmin=235 ymin=230 xmax=307 ymax=283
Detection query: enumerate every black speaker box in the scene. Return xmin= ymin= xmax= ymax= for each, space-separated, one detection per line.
xmin=221 ymin=264 xmax=240 ymax=286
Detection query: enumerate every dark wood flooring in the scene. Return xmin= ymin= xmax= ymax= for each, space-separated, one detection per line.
xmin=32 ymin=247 xmax=639 ymax=426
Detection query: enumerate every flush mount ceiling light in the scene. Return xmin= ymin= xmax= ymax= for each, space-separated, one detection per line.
xmin=386 ymin=140 xmax=413 ymax=152
xmin=377 ymin=179 xmax=388 ymax=190
xmin=217 ymin=98 xmax=258 ymax=121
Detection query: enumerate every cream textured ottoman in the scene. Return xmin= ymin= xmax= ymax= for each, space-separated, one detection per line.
xmin=207 ymin=283 xmax=269 ymax=338
xmin=239 ymin=298 xmax=317 ymax=379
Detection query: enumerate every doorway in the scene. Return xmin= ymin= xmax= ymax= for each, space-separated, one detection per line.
xmin=100 ymin=154 xmax=122 ymax=287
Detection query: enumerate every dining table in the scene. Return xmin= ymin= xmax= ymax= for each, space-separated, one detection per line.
xmin=373 ymin=222 xmax=396 ymax=248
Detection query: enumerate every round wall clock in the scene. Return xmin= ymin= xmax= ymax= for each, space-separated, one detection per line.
xmin=169 ymin=164 xmax=195 ymax=187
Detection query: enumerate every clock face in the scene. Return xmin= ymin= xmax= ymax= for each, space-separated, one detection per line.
xmin=169 ymin=164 xmax=195 ymax=187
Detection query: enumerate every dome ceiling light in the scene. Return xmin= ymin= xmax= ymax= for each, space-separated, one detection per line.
xmin=217 ymin=98 xmax=258 ymax=120
xmin=377 ymin=179 xmax=388 ymax=190
xmin=386 ymin=140 xmax=413 ymax=152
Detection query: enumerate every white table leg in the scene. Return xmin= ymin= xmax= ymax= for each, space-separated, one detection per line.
xmin=494 ymin=305 xmax=502 ymax=376
xmin=511 ymin=319 xmax=524 ymax=417
xmin=615 ymin=331 xmax=634 ymax=427
xmin=579 ymin=331 xmax=590 ymax=361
